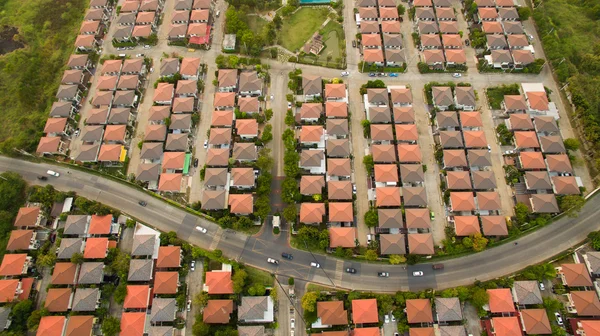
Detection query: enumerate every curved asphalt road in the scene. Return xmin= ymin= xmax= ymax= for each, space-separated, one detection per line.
xmin=2 ymin=156 xmax=598 ymax=292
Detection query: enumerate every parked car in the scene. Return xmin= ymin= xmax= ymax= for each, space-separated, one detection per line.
xmin=74 ymin=128 xmax=80 ymax=137
xmin=281 ymin=253 xmax=293 ymax=260
xmin=187 ymin=300 xmax=191 ymax=311
xmin=352 ymin=184 xmax=357 ymax=194
xmin=413 ymin=271 xmax=424 ymax=277
xmin=267 ymin=258 xmax=279 ymax=265
xmin=195 ymin=226 xmax=207 ymax=233
xmin=46 ymin=170 xmax=60 ymax=177
xmin=368 ymin=73 xmax=376 ymax=77
xmin=430 ymin=211 xmax=435 ymax=220
xmin=389 ymin=73 xmax=398 ymax=77
xmin=203 ymin=140 xmax=208 ymax=149
xmin=191 ymin=261 xmax=195 ymax=271
xmin=378 ymin=272 xmax=389 ymax=277
xmin=539 ymin=282 xmax=545 ymax=290
xmin=287 ymin=102 xmax=293 ymax=109
xmin=341 ymin=71 xmax=350 ymax=77
xmin=290 ymin=318 xmax=295 ymax=329
xmin=193 ymin=158 xmax=199 ymax=168
xmin=391 ymin=313 xmax=396 ymax=322
xmin=346 ymin=268 xmax=357 ymax=274
xmin=385 ymin=315 xmax=390 ymax=324
xmin=452 ymin=73 xmax=462 ymax=78
xmin=555 ymin=312 xmax=563 ymax=325
xmin=352 ymin=40 xmax=356 ymax=48
xmin=310 ymin=262 xmax=321 ymax=268
xmin=378 ymin=72 xmax=386 ymax=77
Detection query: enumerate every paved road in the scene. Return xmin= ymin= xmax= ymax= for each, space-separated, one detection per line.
xmin=3 ymin=156 xmax=599 ymax=291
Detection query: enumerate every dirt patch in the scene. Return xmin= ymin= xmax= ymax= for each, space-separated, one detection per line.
xmin=0 ymin=26 xmax=25 ymax=55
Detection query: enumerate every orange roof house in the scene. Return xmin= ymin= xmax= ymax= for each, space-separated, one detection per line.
xmin=329 ymin=227 xmax=356 ymax=248
xmin=561 ymin=263 xmax=593 ymax=287
xmin=7 ymin=230 xmax=34 ymax=251
xmin=15 ymin=207 xmax=41 ymax=227
xmin=83 ymin=237 xmax=108 ymax=259
xmin=375 ymin=164 xmax=399 ymax=183
xmin=317 ymin=301 xmax=348 ymax=325
xmin=454 ymin=216 xmax=481 ymax=236
xmin=514 ymin=131 xmax=540 ymax=149
xmin=204 ymin=271 xmax=234 ymax=294
xmin=408 ymin=234 xmax=434 ymax=255
xmin=37 ymin=316 xmax=67 ymax=336
xmin=520 ymin=309 xmax=551 ymax=334
xmin=157 ymin=246 xmax=182 ymax=268
xmin=352 ymin=299 xmax=379 ymax=324
xmin=65 ymin=316 xmax=94 ymax=336
xmin=329 ymin=203 xmax=354 ymax=223
xmin=326 ymin=101 xmax=348 ymax=118
xmin=450 ymin=192 xmax=476 ymax=212
xmin=204 ymin=300 xmax=234 ymax=324
xmin=51 ymin=262 xmax=78 ymax=285
xmin=376 ymin=187 xmax=401 ymax=207
xmin=395 ymin=124 xmax=419 ymax=142
xmin=406 ymin=299 xmax=433 ymax=323
xmin=570 ymin=291 xmax=600 ymax=316
xmin=124 ymin=285 xmax=151 ymax=309
xmin=228 ymin=194 xmax=253 ymax=215
xmin=519 ymin=152 xmax=546 ymax=170
xmin=154 ymin=272 xmax=179 ymax=294
xmin=88 ymin=215 xmax=112 ymax=235
xmin=410 ymin=328 xmax=435 ymax=336
xmin=580 ymin=321 xmax=600 ymax=336
xmin=0 ymin=253 xmax=28 ymax=276
xmin=0 ymin=279 xmax=19 ymax=303
xmin=397 ymin=144 xmax=422 ymax=163
xmin=354 ymin=328 xmax=380 ymax=336
xmin=300 ymin=203 xmax=326 ymax=224
xmin=158 ymin=173 xmax=183 ymax=192
xmin=527 ymin=91 xmax=549 ymax=111
xmin=488 ymin=288 xmax=515 ymax=313
xmin=492 ymin=317 xmax=522 ymax=336
xmin=481 ymin=216 xmax=509 ymax=236
xmin=120 ymin=312 xmax=146 ymax=336
xmin=45 ymin=288 xmax=72 ymax=312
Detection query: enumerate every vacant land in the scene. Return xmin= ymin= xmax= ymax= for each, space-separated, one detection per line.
xmin=485 ymin=84 xmax=520 ymax=110
xmin=0 ymin=0 xmax=87 ymax=154
xmin=280 ymin=7 xmax=330 ymax=52
xmin=317 ymin=20 xmax=344 ymax=63
xmin=247 ymin=15 xmax=268 ymax=34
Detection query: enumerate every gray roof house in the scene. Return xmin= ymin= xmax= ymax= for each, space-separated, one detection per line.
xmin=403 ymin=187 xmax=428 ymax=207
xmin=468 ymin=149 xmax=492 ymax=167
xmin=454 ymin=86 xmax=476 ymax=111
xmin=137 ymin=163 xmax=161 ymax=182
xmin=64 ymin=215 xmax=90 ymax=236
xmin=204 ymin=168 xmax=229 ymax=188
xmin=512 ymin=280 xmax=543 ymax=305
xmin=238 ymin=296 xmax=274 ymax=323
xmin=150 ymin=298 xmax=177 ymax=323
xmin=326 ymin=139 xmax=351 ymax=158
xmin=433 ymin=87 xmax=454 ymax=110
xmin=201 ymin=190 xmax=227 ymax=210
xmin=149 ymin=327 xmax=175 ymax=336
xmin=128 ymin=259 xmax=154 ymax=281
xmin=132 ymin=234 xmax=157 ymax=256
xmin=383 ymin=34 xmax=403 ymax=49
xmin=238 ymin=326 xmax=265 ymax=336
xmin=76 ymin=144 xmax=100 ymax=162
xmin=239 ymin=71 xmax=262 ymax=96
xmin=140 ymin=143 xmax=163 ymax=161
xmin=379 ymin=234 xmax=407 ymax=255
xmin=327 ymin=119 xmax=349 ymax=137
xmin=72 ymin=288 xmax=100 ymax=311
xmin=435 ymin=298 xmax=463 ymax=321
xmin=302 ymin=75 xmax=322 ymax=99
xmin=378 ymin=208 xmax=403 ymax=228
xmin=439 ymin=326 xmax=467 ymax=336
xmin=165 ymin=134 xmax=189 ymax=151
xmin=57 ymin=238 xmax=84 ymax=259
xmin=367 ymin=89 xmax=389 ymax=106
xmin=160 ymin=58 xmax=180 ymax=77
xmin=78 ymin=262 xmax=105 ymax=284
xmin=585 ymin=252 xmax=600 ymax=277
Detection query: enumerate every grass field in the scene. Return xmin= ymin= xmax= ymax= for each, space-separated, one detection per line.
xmin=245 ymin=266 xmax=274 ymax=287
xmin=485 ymin=84 xmax=520 ymax=109
xmin=280 ymin=7 xmax=330 ymax=52
xmin=316 ymin=20 xmax=344 ymax=63
xmin=247 ymin=15 xmax=268 ymax=34
xmin=0 ymin=0 xmax=87 ymax=154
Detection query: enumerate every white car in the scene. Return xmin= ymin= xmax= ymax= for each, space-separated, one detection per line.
xmin=203 ymin=140 xmax=208 ymax=149
xmin=267 ymin=258 xmax=279 ymax=265
xmin=287 ymin=102 xmax=292 ymax=109
xmin=341 ymin=71 xmax=350 ymax=76
xmin=290 ymin=318 xmax=295 ymax=329
xmin=73 ymin=129 xmax=80 ymax=137
xmin=384 ymin=315 xmax=390 ymax=324
xmin=187 ymin=300 xmax=192 ymax=311
xmin=452 ymin=73 xmax=462 ymax=78
xmin=195 ymin=226 xmax=207 ymax=233
xmin=46 ymin=170 xmax=60 ymax=177
xmin=190 ymin=261 xmax=195 ymax=271
xmin=413 ymin=271 xmax=424 ymax=277
xmin=554 ymin=312 xmax=563 ymax=325
xmin=391 ymin=313 xmax=396 ymax=322
xmin=310 ymin=262 xmax=321 ymax=268
xmin=144 ymin=45 xmax=151 ymax=49
xmin=539 ymin=282 xmax=545 ymax=291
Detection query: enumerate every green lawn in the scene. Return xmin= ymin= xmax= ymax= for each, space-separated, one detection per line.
xmin=485 ymin=84 xmax=520 ymax=109
xmin=316 ymin=20 xmax=344 ymax=63
xmin=247 ymin=15 xmax=268 ymax=34
xmin=280 ymin=7 xmax=330 ymax=52
xmin=0 ymin=0 xmax=88 ymax=153
xmin=245 ymin=266 xmax=274 ymax=287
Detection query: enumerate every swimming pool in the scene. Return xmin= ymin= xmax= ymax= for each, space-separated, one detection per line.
xmin=299 ymin=0 xmax=331 ymax=4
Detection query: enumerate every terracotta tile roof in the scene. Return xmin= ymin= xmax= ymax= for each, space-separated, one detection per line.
xmin=98 ymin=144 xmax=124 ymax=161
xmin=552 ymin=176 xmax=580 ymax=195
xmin=218 ymin=69 xmax=237 ymax=87
xmin=410 ymin=328 xmax=435 ymax=336
xmin=447 ymin=171 xmax=472 ymax=190
xmin=154 ymin=272 xmax=179 ymax=294
xmin=300 ymin=203 xmax=325 ymax=223
xmin=229 ymin=194 xmax=253 ymax=215
xmin=353 ymin=328 xmax=380 ymax=336
xmin=443 ymin=150 xmax=467 ymax=167
xmin=325 ymin=84 xmax=346 ymax=99
xmin=450 ymin=192 xmax=476 ymax=212
xmin=394 ymin=107 xmax=415 ymax=123
xmin=472 ymin=171 xmax=496 ymax=190
xmin=478 ymin=7 xmax=498 ymax=19
xmin=180 ymin=57 xmax=201 ymax=77
xmin=379 ymin=6 xmax=398 ymax=18
xmin=204 ymin=300 xmax=234 ymax=324
xmin=439 ymin=21 xmax=459 ymax=33
xmin=45 ymin=288 xmax=72 ymax=312
xmin=190 ymin=9 xmax=209 ymax=21
xmin=65 ymin=316 xmax=93 ymax=336
xmin=44 ymin=117 xmax=67 ymax=134
xmin=371 ymin=124 xmax=394 ymax=141
xmin=520 ymin=309 xmax=551 ymax=334
xmin=301 ymin=176 xmax=325 ymax=195
xmin=397 ymin=144 xmax=422 ymax=163
xmin=454 ymin=216 xmax=481 ymax=236
xmin=0 ymin=279 xmax=18 ymax=303
xmin=37 ymin=316 xmax=66 ymax=336
xmin=67 ymin=54 xmax=88 ymax=68
xmin=405 ymin=209 xmax=430 ymax=229
xmin=329 ymin=227 xmax=356 ymax=248
xmin=300 ymin=125 xmax=324 ymax=142
xmin=327 ymin=158 xmax=351 ymax=177
xmin=300 ymin=103 xmax=323 ymax=119
xmin=124 ymin=285 xmax=150 ymax=309
xmin=0 ymin=253 xmax=27 ymax=276
xmin=436 ymin=7 xmax=456 ymax=19
xmin=162 ymin=152 xmax=186 ymax=171
xmin=445 ymin=50 xmax=467 ymax=64
xmin=408 ymin=233 xmax=434 ymax=254
xmin=205 ymin=271 xmax=233 ymax=294
xmin=512 ymin=50 xmax=535 ymax=65
xmin=407 ymin=299 xmax=433 ymax=323
xmin=352 ymin=299 xmax=379 ymax=324
xmin=423 ymin=49 xmax=445 ymax=64
xmin=519 ymin=152 xmax=545 ymax=170
xmin=325 ymin=102 xmax=348 ymax=118
xmin=492 ymin=317 xmax=521 ymax=336
xmin=376 ymin=187 xmax=401 ymax=207
xmin=7 ymin=229 xmax=33 ymax=251
xmin=157 ymin=246 xmax=181 ymax=268
xmin=230 ymin=168 xmax=254 ymax=187
xmin=158 ymin=173 xmax=183 ymax=192
xmin=101 ymin=60 xmax=122 ymax=74
xmin=581 ymin=321 xmax=600 ymax=336
xmin=37 ymin=137 xmax=61 ymax=154
xmin=206 ymin=148 xmax=230 ymax=166
xmin=562 ymin=263 xmax=593 ymax=287
xmin=481 ymin=216 xmax=508 ymax=236
xmin=154 ymin=83 xmax=174 ymax=102
xmin=121 ymin=312 xmax=146 ymax=336
xmin=327 ymin=138 xmax=350 ymax=157
xmin=381 ymin=20 xmax=401 ymax=33
xmin=378 ymin=208 xmax=403 ymax=228
xmin=514 ymin=131 xmax=540 ymax=149
xmin=238 ymin=96 xmax=259 ymax=113
xmin=329 ymin=203 xmax=354 ymax=222
xmin=213 ymin=92 xmax=235 ymax=107
xmin=509 ymin=114 xmax=533 ymax=130
xmin=459 ymin=112 xmax=482 ymax=128
xmin=236 ymin=119 xmax=258 ymax=136
xmin=84 ymin=237 xmax=108 ymax=259
xmin=463 ymin=130 xmax=487 ymax=148
xmin=571 ymin=291 xmax=600 ymax=316
xmin=488 ymin=288 xmax=515 ymax=313
xmin=88 ymin=215 xmax=112 ymax=235
xmin=364 ymin=49 xmax=384 ymax=63
xmin=477 ymin=191 xmax=501 ymax=211
xmin=527 ymin=91 xmax=549 ymax=111
xmin=103 ymin=125 xmax=126 ymax=142
xmin=375 ymin=164 xmax=399 ymax=183
xmin=328 ymin=181 xmax=353 ymax=200
xmin=211 ymin=110 xmax=234 ymax=127
xmin=395 ymin=124 xmax=419 ymax=142
xmin=51 ymin=262 xmax=77 ymax=285
xmin=372 ymin=144 xmax=397 ymax=163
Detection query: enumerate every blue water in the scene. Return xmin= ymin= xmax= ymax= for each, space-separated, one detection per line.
xmin=299 ymin=0 xmax=331 ymax=4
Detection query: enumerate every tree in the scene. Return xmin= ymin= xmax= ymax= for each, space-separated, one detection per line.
xmin=262 ymin=124 xmax=273 ymax=143
xmin=37 ymin=254 xmax=56 ymax=268
xmin=125 ymin=219 xmax=136 ymax=228
xmin=365 ymin=249 xmax=378 ymax=261
xmin=11 ymin=299 xmax=34 ymax=332
xmin=232 ymin=269 xmax=248 ymax=294
xmin=397 ymin=4 xmax=406 ymax=15
xmin=70 ymin=252 xmax=84 ymax=265
xmin=503 ymin=165 xmax=521 ymax=185
xmin=470 ymin=287 xmax=489 ymax=311
xmin=389 ymin=254 xmax=406 ymax=265
xmin=283 ymin=205 xmax=297 ymax=223
xmin=273 ymin=14 xmax=283 ymax=28
xmin=26 ymin=308 xmax=47 ymax=331
xmin=288 ymin=277 xmax=295 ymax=286
xmin=192 ymin=319 xmax=210 ymax=336
xmin=264 ymin=108 xmax=273 ymax=121
xmin=0 ymin=172 xmax=27 ymax=213
xmin=471 ymin=233 xmax=488 ymax=252
xmin=589 ymin=231 xmax=600 ymax=250
xmin=558 ymin=195 xmax=585 ymax=217
xmin=107 ymin=248 xmax=131 ymax=278
xmin=285 ymin=109 xmax=295 ymax=126
xmin=114 ymin=282 xmax=128 ymax=304
xmin=364 ymin=208 xmax=378 ymax=228
xmin=101 ymin=317 xmax=121 ymax=336
xmin=361 ymin=119 xmax=371 ymax=138
xmin=254 ymin=196 xmax=271 ymax=220
xmin=517 ymin=6 xmax=531 ymax=20
xmin=564 ymin=138 xmax=580 ymax=151
xmin=248 ymin=283 xmax=266 ymax=296
xmin=301 ymin=292 xmax=319 ymax=312
xmin=514 ymin=202 xmax=530 ymax=225
xmin=522 ymin=263 xmax=557 ymax=281
xmin=363 ymin=155 xmax=374 ymax=175
xmin=543 ymin=297 xmax=563 ymax=313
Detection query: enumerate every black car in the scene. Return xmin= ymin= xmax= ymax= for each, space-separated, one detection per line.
xmin=37 ymin=176 xmax=48 ymax=181
xmin=346 ymin=268 xmax=357 ymax=274
xmin=352 ymin=40 xmax=356 ymax=48
xmin=281 ymin=253 xmax=293 ymax=260
xmin=138 ymin=200 xmax=147 ymax=207
xmin=193 ymin=158 xmax=199 ymax=168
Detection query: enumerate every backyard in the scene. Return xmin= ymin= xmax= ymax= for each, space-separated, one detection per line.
xmin=298 ymin=19 xmax=345 ymax=68
xmin=280 ymin=7 xmax=330 ymax=52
